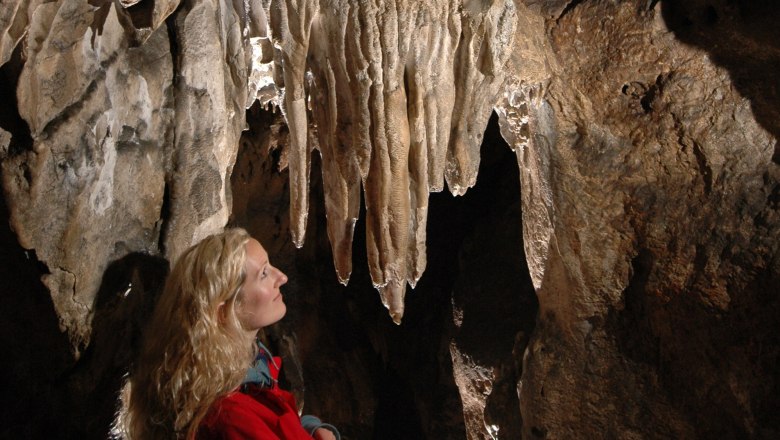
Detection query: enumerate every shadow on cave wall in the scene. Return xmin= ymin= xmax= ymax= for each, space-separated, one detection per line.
xmin=1 ymin=44 xmax=171 ymax=439
xmin=230 ymin=107 xmax=538 ymax=438
xmin=612 ymin=248 xmax=780 ymax=438
xmin=0 ymin=42 xmax=72 ymax=439
xmin=63 ymin=252 xmax=169 ymax=439
xmin=355 ymin=111 xmax=537 ymax=439
xmin=600 ymin=2 xmax=780 ymax=438
xmin=0 ymin=186 xmax=168 ymax=439
xmin=0 ymin=166 xmax=72 ymax=439
xmin=660 ymin=0 xmax=780 ymax=163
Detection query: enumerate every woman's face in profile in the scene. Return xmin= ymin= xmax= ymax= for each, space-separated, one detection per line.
xmin=236 ymin=238 xmax=288 ymax=333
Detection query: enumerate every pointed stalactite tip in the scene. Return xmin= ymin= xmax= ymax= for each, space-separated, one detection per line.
xmin=379 ymin=282 xmax=406 ymax=325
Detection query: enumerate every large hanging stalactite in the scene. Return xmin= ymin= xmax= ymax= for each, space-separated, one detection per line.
xmin=2 ymin=0 xmax=779 ymax=438
xmin=263 ymin=0 xmax=518 ymax=322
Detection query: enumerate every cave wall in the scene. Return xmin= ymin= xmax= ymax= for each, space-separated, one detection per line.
xmin=0 ymin=0 xmax=255 ymax=352
xmin=501 ymin=0 xmax=780 ymax=438
xmin=1 ymin=0 xmax=779 ymax=439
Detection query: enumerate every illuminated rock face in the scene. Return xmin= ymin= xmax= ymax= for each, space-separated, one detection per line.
xmin=498 ymin=1 xmax=780 ymax=438
xmin=263 ymin=0 xmax=518 ymax=322
xmin=2 ymin=2 xmax=173 ymax=350
xmin=1 ymin=0 xmax=254 ymax=350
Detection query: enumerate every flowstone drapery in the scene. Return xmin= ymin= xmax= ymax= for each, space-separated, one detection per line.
xmin=0 ymin=0 xmax=255 ymax=350
xmin=261 ymin=0 xmax=517 ymax=322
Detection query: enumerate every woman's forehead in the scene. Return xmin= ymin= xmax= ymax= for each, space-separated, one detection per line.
xmin=245 ymin=238 xmax=269 ymax=268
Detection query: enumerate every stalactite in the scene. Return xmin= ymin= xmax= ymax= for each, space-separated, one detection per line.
xmin=496 ymin=83 xmax=553 ymax=291
xmin=263 ymin=0 xmax=517 ymax=323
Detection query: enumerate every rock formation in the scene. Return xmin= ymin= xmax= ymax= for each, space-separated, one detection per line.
xmin=499 ymin=1 xmax=780 ymax=438
xmin=0 ymin=0 xmax=778 ymax=438
xmin=261 ymin=0 xmax=518 ymax=323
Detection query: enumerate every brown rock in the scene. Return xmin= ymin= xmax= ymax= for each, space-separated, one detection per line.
xmin=4 ymin=3 xmax=172 ymax=350
xmin=498 ymin=1 xmax=780 ymax=437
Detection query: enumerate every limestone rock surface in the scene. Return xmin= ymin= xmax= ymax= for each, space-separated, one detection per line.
xmin=3 ymin=1 xmax=172 ymax=348
xmin=1 ymin=0 xmax=779 ymax=438
xmin=0 ymin=0 xmax=260 ymax=350
xmin=496 ymin=1 xmax=780 ymax=438
xmin=264 ymin=0 xmax=518 ymax=322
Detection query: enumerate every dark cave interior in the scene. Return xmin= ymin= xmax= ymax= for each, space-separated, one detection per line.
xmin=230 ymin=107 xmax=539 ymax=439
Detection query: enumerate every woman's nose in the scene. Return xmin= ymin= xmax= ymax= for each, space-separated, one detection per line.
xmin=277 ymin=269 xmax=288 ymax=287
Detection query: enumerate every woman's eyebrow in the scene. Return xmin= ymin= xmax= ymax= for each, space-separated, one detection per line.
xmin=251 ymin=260 xmax=267 ymax=276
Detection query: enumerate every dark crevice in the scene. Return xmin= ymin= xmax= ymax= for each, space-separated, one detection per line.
xmin=703 ymin=5 xmax=719 ymax=25
xmin=230 ymin=108 xmax=536 ymax=438
xmin=61 ymin=252 xmax=169 ymax=438
xmin=647 ymin=0 xmax=661 ymax=12
xmin=0 ymin=153 xmax=72 ymax=439
xmin=372 ymin=366 xmax=424 ymax=439
xmin=558 ymin=0 xmax=586 ymax=22
xmin=89 ymin=2 xmax=112 ymax=42
xmin=612 ymin=250 xmax=660 ymax=368
xmin=0 ymin=43 xmax=33 ymax=156
xmin=531 ymin=425 xmax=547 ymax=438
xmin=127 ymin=0 xmax=156 ymax=30
xmin=691 ymin=245 xmax=709 ymax=288
xmin=158 ymin=12 xmax=181 ymax=255
xmin=640 ymin=75 xmax=664 ymax=114
xmin=156 ymin=181 xmax=172 ymax=254
xmin=621 ymin=74 xmax=664 ymax=115
xmin=691 ymin=140 xmax=713 ymax=194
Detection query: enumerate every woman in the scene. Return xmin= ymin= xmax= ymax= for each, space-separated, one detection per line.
xmin=124 ymin=228 xmax=339 ymax=439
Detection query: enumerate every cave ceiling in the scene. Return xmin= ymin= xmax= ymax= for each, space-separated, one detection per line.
xmin=0 ymin=0 xmax=550 ymax=332
xmin=261 ymin=0 xmax=524 ymax=323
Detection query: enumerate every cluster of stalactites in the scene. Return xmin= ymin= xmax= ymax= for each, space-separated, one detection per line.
xmin=257 ymin=0 xmax=517 ymax=323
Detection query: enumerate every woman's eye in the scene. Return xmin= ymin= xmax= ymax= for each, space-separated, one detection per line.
xmin=261 ymin=268 xmax=268 ymax=279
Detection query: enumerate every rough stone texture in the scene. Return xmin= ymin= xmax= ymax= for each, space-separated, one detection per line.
xmin=162 ymin=0 xmax=258 ymax=261
xmin=497 ymin=0 xmax=780 ymax=438
xmin=0 ymin=0 xmax=260 ymax=351
xmin=0 ymin=127 xmax=10 ymax=156
xmin=1 ymin=0 xmax=779 ymax=439
xmin=229 ymin=105 xmax=384 ymax=439
xmin=3 ymin=1 xmax=172 ymax=349
xmin=0 ymin=0 xmax=36 ymax=66
xmin=0 ymin=0 xmax=269 ymax=432
xmin=229 ymin=106 xmax=534 ymax=439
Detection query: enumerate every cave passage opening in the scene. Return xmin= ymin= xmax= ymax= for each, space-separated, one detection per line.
xmin=230 ymin=106 xmax=539 ymax=438
xmin=239 ymin=109 xmax=538 ymax=439
xmin=343 ymin=112 xmax=538 ymax=439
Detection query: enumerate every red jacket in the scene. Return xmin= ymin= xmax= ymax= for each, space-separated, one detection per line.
xmin=197 ymin=356 xmax=313 ymax=440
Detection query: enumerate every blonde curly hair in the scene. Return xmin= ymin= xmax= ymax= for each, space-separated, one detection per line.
xmin=123 ymin=228 xmax=258 ymax=439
